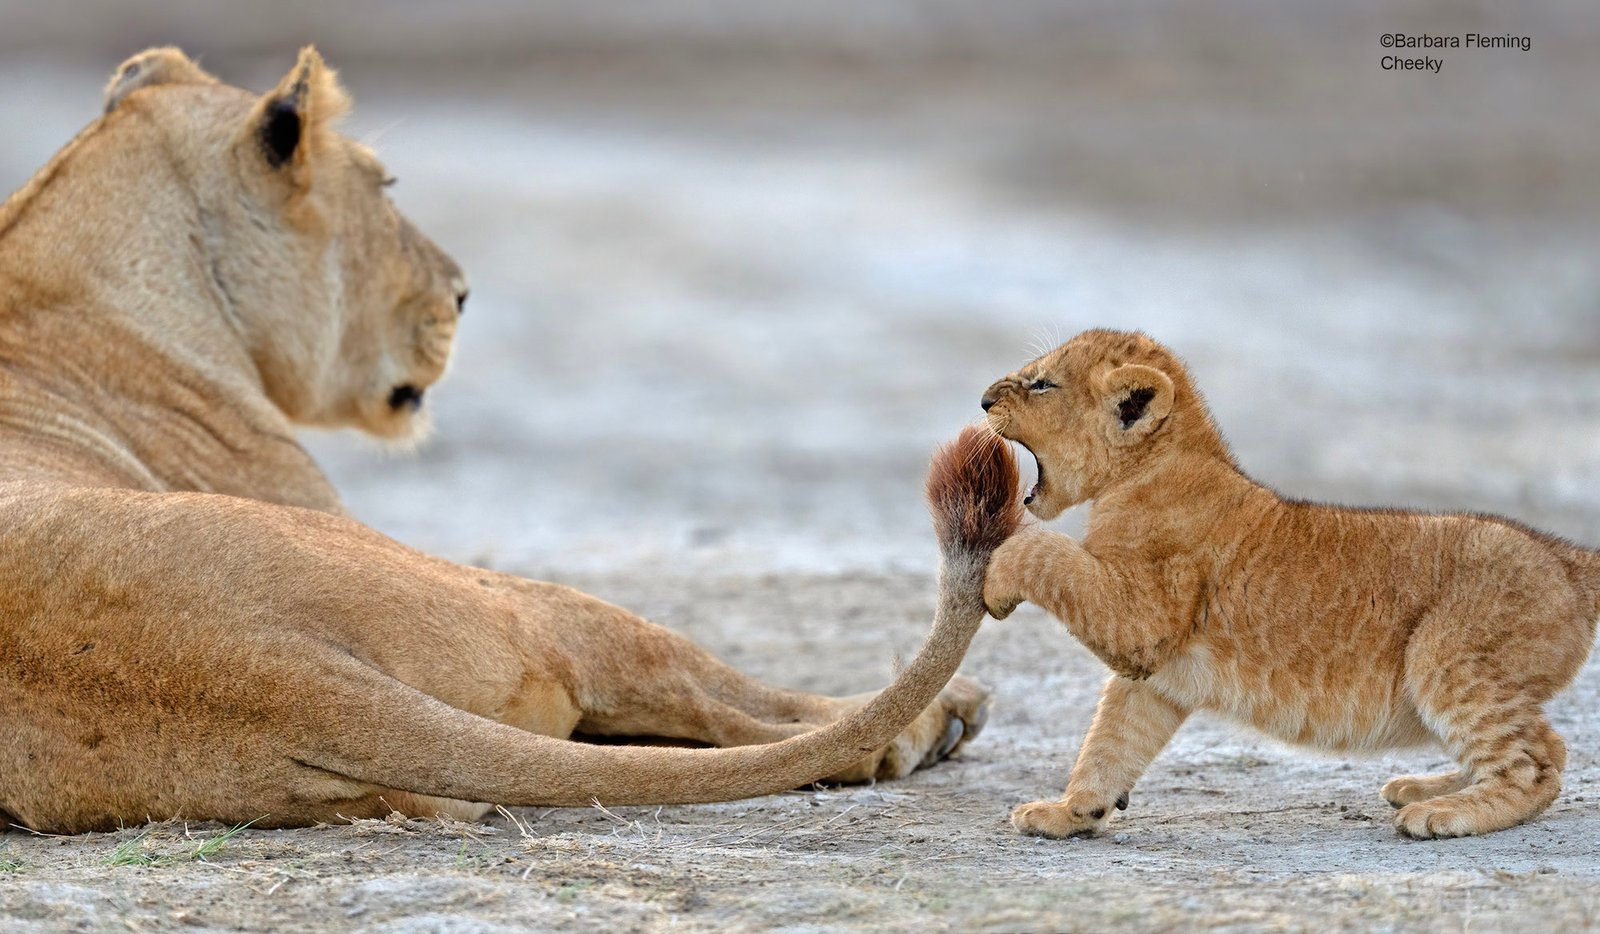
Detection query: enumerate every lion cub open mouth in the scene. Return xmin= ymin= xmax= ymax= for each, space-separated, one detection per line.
xmin=1012 ymin=440 xmax=1045 ymax=507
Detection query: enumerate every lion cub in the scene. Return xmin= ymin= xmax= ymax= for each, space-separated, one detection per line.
xmin=979 ymin=329 xmax=1599 ymax=839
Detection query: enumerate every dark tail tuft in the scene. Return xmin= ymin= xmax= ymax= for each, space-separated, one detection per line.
xmin=926 ymin=425 xmax=1024 ymax=557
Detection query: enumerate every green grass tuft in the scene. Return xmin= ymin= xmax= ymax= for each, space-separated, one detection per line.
xmin=103 ymin=818 xmax=262 ymax=868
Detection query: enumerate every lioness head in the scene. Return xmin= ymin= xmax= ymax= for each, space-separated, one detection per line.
xmin=981 ymin=330 xmax=1221 ymax=519
xmin=103 ymin=46 xmax=466 ymax=440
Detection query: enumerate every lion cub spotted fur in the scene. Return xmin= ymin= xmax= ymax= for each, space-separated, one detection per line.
xmin=980 ymin=329 xmax=1600 ymax=839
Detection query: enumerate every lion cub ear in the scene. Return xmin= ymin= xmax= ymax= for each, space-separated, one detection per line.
xmin=244 ymin=46 xmax=351 ymax=185
xmin=104 ymin=47 xmax=218 ymax=114
xmin=1097 ymin=364 xmax=1175 ymax=445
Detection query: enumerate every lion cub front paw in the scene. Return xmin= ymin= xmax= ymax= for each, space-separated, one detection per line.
xmin=982 ymin=530 xmax=1039 ymax=620
xmin=981 ymin=572 xmax=1024 ymax=620
xmin=1011 ymin=794 xmax=1116 ymax=839
xmin=983 ymin=591 xmax=1023 ymax=620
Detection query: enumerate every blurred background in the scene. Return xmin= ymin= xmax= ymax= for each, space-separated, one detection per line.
xmin=2 ymin=1 xmax=1597 ymax=574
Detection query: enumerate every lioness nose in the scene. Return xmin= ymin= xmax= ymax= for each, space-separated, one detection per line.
xmin=981 ymin=395 xmax=997 ymax=411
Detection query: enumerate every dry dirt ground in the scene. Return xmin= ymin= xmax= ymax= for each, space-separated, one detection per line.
xmin=3 ymin=2 xmax=1600 ymax=931
xmin=2 ymin=572 xmax=1599 ymax=932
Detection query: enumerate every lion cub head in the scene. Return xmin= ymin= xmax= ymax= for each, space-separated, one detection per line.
xmin=981 ymin=330 xmax=1223 ymax=519
xmin=103 ymin=46 xmax=467 ymax=440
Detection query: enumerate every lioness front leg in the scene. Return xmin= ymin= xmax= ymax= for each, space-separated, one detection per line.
xmin=1013 ymin=675 xmax=1188 ymax=838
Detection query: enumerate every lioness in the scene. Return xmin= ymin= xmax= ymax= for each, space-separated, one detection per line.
xmin=0 ymin=47 xmax=1005 ymax=834
xmin=980 ymin=329 xmax=1599 ymax=839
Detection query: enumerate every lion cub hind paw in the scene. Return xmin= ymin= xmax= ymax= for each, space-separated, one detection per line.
xmin=1011 ymin=799 xmax=1112 ymax=839
xmin=1381 ymin=772 xmax=1466 ymax=809
xmin=1393 ymin=801 xmax=1473 ymax=839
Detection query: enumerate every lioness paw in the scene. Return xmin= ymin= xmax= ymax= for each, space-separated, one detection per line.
xmin=934 ymin=673 xmax=993 ymax=761
xmin=1010 ymin=795 xmax=1115 ymax=839
xmin=831 ymin=675 xmax=993 ymax=783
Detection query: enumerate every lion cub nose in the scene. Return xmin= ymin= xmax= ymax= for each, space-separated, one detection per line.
xmin=981 ymin=395 xmax=997 ymax=412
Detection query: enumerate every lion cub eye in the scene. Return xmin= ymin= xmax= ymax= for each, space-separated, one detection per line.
xmin=1029 ymin=378 xmax=1057 ymax=393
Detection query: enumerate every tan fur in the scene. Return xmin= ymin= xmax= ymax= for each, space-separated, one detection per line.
xmin=979 ymin=329 xmax=1600 ymax=839
xmin=0 ymin=48 xmax=1004 ymax=834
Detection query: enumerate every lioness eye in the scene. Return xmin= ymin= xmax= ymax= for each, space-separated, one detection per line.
xmin=1029 ymin=378 xmax=1056 ymax=392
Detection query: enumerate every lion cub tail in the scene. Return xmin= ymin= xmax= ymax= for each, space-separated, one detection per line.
xmin=302 ymin=427 xmax=1022 ymax=810
xmin=1562 ymin=547 xmax=1600 ymax=626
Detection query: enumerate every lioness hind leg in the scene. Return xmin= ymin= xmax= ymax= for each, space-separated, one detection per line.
xmin=1013 ymin=676 xmax=1188 ymax=839
xmin=286 ymin=791 xmax=494 ymax=824
xmin=1381 ymin=771 xmax=1468 ymax=808
xmin=552 ymin=601 xmax=991 ymax=782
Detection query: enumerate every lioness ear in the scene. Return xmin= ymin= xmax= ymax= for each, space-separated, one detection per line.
xmin=247 ymin=46 xmax=351 ymax=182
xmin=1098 ymin=364 xmax=1175 ymax=445
xmin=104 ymin=47 xmax=218 ymax=114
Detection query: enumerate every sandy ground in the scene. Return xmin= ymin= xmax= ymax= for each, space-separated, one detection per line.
xmin=3 ymin=2 xmax=1600 ymax=930
xmin=3 ymin=572 xmax=1599 ymax=931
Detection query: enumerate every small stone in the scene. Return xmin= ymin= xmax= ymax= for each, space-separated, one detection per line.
xmin=1112 ymin=832 xmax=1130 ymax=844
